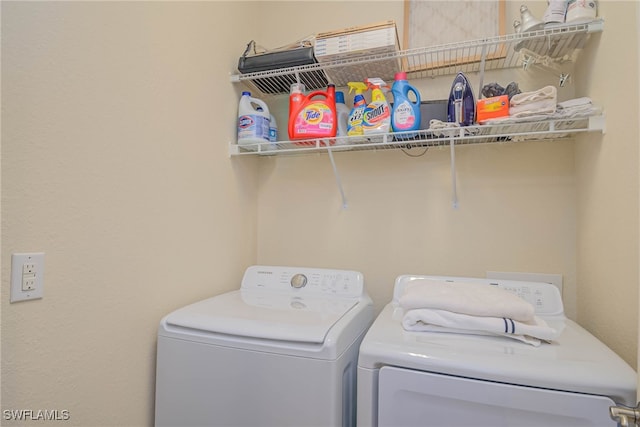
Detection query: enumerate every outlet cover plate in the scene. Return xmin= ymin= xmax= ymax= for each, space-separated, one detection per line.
xmin=11 ymin=252 xmax=45 ymax=303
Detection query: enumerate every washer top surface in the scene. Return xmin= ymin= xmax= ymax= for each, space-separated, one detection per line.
xmin=162 ymin=265 xmax=370 ymax=344
xmin=359 ymin=275 xmax=637 ymax=405
xmin=165 ymin=290 xmax=359 ymax=343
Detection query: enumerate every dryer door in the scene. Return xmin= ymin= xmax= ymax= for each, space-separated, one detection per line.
xmin=378 ymin=366 xmax=618 ymax=427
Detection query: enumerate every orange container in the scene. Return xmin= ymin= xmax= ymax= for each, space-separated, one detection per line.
xmin=476 ymin=95 xmax=509 ymax=123
xmin=288 ymin=84 xmax=337 ymax=144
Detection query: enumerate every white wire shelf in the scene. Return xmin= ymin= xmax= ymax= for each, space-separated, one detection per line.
xmin=230 ymin=19 xmax=604 ymax=97
xmin=229 ymin=114 xmax=605 ymax=157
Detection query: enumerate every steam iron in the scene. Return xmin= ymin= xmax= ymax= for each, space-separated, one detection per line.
xmin=447 ymin=72 xmax=476 ymax=126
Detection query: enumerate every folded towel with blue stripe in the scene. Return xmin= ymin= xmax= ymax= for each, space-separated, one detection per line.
xmin=399 ymin=279 xmax=535 ymax=322
xmin=402 ymin=308 xmax=559 ymax=346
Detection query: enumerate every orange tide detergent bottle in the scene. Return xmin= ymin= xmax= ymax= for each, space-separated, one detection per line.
xmin=288 ymin=83 xmax=337 ymax=144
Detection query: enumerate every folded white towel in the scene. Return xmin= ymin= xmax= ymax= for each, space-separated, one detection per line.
xmin=509 ymin=85 xmax=557 ymax=107
xmin=557 ymin=97 xmax=592 ymax=110
xmin=510 ymin=98 xmax=557 ymax=118
xmin=508 ymin=85 xmax=558 ymax=118
xmin=402 ymin=308 xmax=559 ymax=346
xmin=399 ymin=279 xmax=535 ymax=322
xmin=555 ymin=97 xmax=598 ymax=118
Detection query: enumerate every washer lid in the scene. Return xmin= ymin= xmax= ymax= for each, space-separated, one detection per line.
xmin=164 ymin=290 xmax=359 ymax=343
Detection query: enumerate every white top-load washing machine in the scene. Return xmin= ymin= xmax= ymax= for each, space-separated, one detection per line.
xmin=357 ymin=275 xmax=636 ymax=427
xmin=155 ymin=265 xmax=374 ymax=427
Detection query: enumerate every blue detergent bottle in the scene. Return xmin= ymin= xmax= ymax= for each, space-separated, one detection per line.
xmin=391 ymin=72 xmax=421 ymax=139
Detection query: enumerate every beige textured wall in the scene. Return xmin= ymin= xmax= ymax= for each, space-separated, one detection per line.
xmin=574 ymin=0 xmax=639 ymax=370
xmin=2 ymin=2 xmax=259 ymax=425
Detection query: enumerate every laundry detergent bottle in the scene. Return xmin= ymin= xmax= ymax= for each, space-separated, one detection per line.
xmin=335 ymin=91 xmax=350 ymax=137
xmin=237 ymin=91 xmax=271 ymax=149
xmin=362 ymin=78 xmax=391 ymax=135
xmin=347 ymin=82 xmax=368 ymax=136
xmin=391 ymin=72 xmax=421 ymax=139
xmin=288 ymin=83 xmax=337 ymax=143
xmin=288 ymin=82 xmax=306 ymax=127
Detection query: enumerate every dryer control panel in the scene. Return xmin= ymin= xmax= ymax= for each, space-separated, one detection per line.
xmin=493 ymin=280 xmax=564 ymax=316
xmin=394 ymin=275 xmax=564 ymax=317
xmin=241 ymin=265 xmax=365 ymax=298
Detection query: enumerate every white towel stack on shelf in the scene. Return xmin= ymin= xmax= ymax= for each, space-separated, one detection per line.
xmin=509 ymin=85 xmax=558 ymax=118
xmin=556 ymin=97 xmax=599 ymax=118
xmin=483 ymin=94 xmax=601 ymax=125
xmin=399 ymin=279 xmax=560 ymax=346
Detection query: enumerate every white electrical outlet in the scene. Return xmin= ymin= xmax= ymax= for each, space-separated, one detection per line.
xmin=486 ymin=271 xmax=563 ymax=293
xmin=11 ymin=252 xmax=45 ymax=303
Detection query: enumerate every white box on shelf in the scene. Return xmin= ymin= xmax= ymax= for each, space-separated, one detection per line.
xmin=314 ymin=21 xmax=401 ymax=86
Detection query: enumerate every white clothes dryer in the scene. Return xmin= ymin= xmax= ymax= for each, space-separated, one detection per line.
xmin=155 ymin=265 xmax=373 ymax=427
xmin=357 ymin=275 xmax=636 ymax=427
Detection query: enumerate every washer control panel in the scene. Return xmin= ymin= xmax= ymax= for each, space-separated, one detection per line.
xmin=290 ymin=274 xmax=308 ymax=289
xmin=241 ymin=265 xmax=364 ymax=298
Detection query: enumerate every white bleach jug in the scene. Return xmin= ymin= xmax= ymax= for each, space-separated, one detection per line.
xmin=237 ymin=91 xmax=270 ymax=149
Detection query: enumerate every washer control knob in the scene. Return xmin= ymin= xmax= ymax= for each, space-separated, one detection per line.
xmin=290 ymin=274 xmax=307 ymax=289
